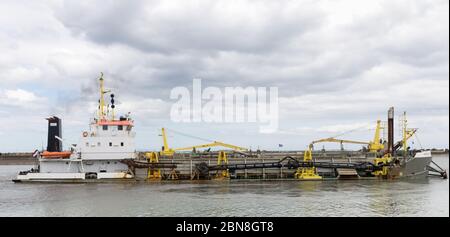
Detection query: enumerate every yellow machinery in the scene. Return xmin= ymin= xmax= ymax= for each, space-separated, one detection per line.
xmin=372 ymin=112 xmax=417 ymax=177
xmin=161 ymin=128 xmax=174 ymax=156
xmin=294 ymin=147 xmax=322 ymax=180
xmin=372 ymin=154 xmax=392 ymax=176
xmin=300 ymin=120 xmax=386 ymax=179
xmin=160 ymin=128 xmax=248 ymax=156
xmin=215 ymin=151 xmax=230 ymax=179
xmin=368 ymin=120 xmax=385 ymax=152
xmin=145 ymin=152 xmax=162 ymax=180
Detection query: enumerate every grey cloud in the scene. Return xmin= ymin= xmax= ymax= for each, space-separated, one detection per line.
xmin=50 ymin=0 xmax=449 ymax=97
xmin=54 ymin=0 xmax=324 ymax=54
xmin=0 ymin=0 xmax=448 ymax=151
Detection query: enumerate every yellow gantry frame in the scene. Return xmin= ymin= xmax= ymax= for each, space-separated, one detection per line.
xmin=145 ymin=152 xmax=162 ymax=180
xmin=215 ymin=151 xmax=230 ymax=179
xmin=294 ymin=147 xmax=322 ymax=180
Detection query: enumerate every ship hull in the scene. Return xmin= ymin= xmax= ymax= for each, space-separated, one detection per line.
xmin=401 ymin=151 xmax=433 ymax=178
xmin=13 ymin=152 xmax=434 ymax=182
xmin=13 ymin=171 xmax=133 ymax=183
xmin=38 ymin=158 xmax=129 ymax=173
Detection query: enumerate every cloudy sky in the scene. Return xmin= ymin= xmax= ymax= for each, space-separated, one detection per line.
xmin=0 ymin=0 xmax=448 ymax=152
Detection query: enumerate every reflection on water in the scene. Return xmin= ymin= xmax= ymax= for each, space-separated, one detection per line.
xmin=0 ymin=155 xmax=448 ymax=217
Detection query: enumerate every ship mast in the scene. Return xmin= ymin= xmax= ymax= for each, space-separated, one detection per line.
xmin=402 ymin=112 xmax=407 ymax=158
xmin=98 ymin=72 xmax=110 ymax=120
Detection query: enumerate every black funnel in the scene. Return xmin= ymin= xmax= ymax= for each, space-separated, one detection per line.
xmin=387 ymin=107 xmax=394 ymax=155
xmin=46 ymin=116 xmax=62 ymax=152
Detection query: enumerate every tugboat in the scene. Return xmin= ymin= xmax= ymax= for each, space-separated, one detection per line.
xmin=14 ymin=73 xmax=136 ymax=182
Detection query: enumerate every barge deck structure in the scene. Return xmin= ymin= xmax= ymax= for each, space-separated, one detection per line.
xmin=124 ymin=149 xmax=443 ymax=181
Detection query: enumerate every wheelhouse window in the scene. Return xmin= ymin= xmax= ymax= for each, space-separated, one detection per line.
xmin=103 ymin=125 xmax=108 ymax=130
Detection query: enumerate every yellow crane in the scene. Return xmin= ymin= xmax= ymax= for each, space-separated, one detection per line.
xmin=373 ymin=112 xmax=417 ymax=177
xmin=161 ymin=128 xmax=173 ymax=156
xmin=368 ymin=120 xmax=385 ymax=152
xmin=296 ymin=120 xmax=385 ymax=180
xmin=160 ymin=128 xmax=248 ymax=156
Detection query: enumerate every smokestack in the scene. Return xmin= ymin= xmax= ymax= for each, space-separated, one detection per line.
xmin=387 ymin=107 xmax=394 ymax=156
xmin=46 ymin=116 xmax=62 ymax=152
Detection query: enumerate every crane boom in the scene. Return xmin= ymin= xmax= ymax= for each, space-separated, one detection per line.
xmin=393 ymin=128 xmax=417 ymax=152
xmin=174 ymin=141 xmax=248 ymax=151
xmin=160 ymin=127 xmax=248 ymax=156
xmin=310 ymin=137 xmax=370 ymax=148
xmin=309 ymin=120 xmax=385 ymax=153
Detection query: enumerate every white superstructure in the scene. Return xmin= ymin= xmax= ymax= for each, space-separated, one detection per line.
xmin=15 ymin=73 xmax=136 ymax=182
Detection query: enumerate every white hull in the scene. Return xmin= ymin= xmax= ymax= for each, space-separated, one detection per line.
xmin=13 ymin=172 xmax=133 ymax=182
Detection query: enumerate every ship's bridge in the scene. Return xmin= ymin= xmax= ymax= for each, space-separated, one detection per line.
xmin=77 ymin=73 xmax=136 ymax=160
xmin=93 ymin=118 xmax=134 ymax=135
xmin=88 ymin=118 xmax=135 ymax=137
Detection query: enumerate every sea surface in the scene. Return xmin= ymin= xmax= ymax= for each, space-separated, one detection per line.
xmin=0 ymin=155 xmax=448 ymax=217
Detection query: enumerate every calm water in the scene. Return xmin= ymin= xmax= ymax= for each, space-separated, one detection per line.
xmin=0 ymin=155 xmax=448 ymax=217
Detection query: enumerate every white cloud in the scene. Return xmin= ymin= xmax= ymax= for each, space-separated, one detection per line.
xmin=0 ymin=89 xmax=47 ymax=108
xmin=316 ymin=122 xmax=372 ymax=134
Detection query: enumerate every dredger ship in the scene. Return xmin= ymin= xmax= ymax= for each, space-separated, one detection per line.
xmin=13 ymin=74 xmax=447 ymax=182
xmin=14 ymin=74 xmax=136 ymax=182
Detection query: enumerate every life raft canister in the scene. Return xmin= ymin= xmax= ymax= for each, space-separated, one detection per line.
xmin=41 ymin=151 xmax=71 ymax=159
